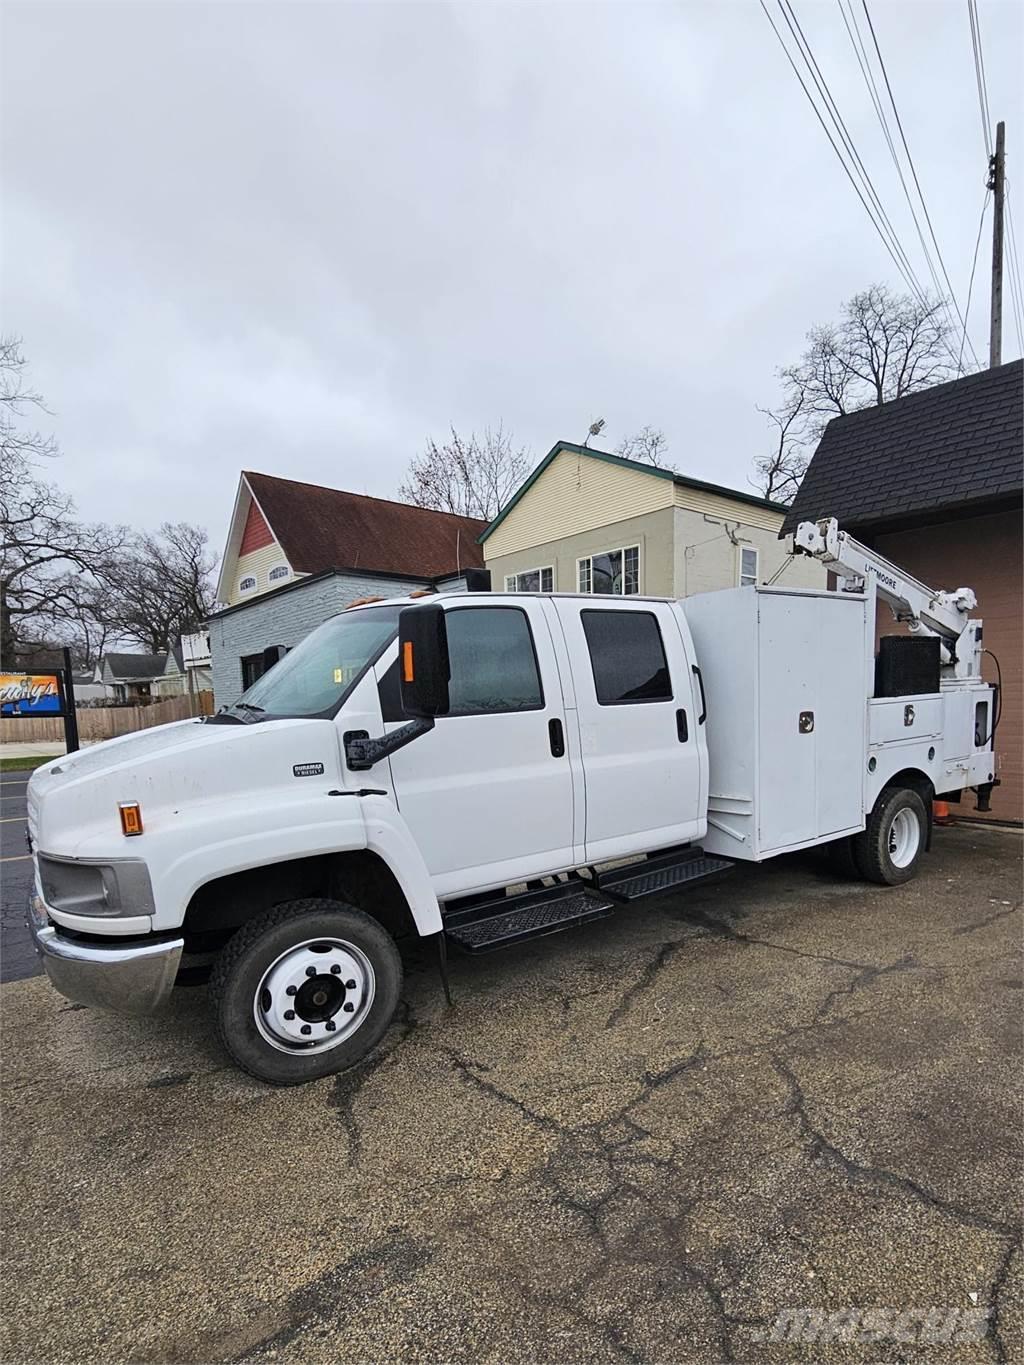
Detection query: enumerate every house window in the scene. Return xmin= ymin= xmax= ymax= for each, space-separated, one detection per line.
xmin=739 ymin=547 xmax=758 ymax=587
xmin=504 ymin=567 xmax=553 ymax=593
xmin=581 ymin=610 xmax=672 ymax=705
xmin=445 ymin=607 xmax=544 ymax=715
xmin=239 ymin=576 xmax=257 ymax=594
xmin=241 ymin=654 xmax=264 ymax=689
xmin=268 ymin=565 xmax=289 ymax=583
xmin=577 ymin=546 xmax=640 ymax=596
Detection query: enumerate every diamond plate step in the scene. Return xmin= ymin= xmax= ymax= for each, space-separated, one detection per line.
xmin=444 ymin=883 xmax=614 ymax=954
xmin=595 ymin=851 xmax=733 ymax=902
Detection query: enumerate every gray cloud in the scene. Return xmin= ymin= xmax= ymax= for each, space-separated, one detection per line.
xmin=3 ymin=0 xmax=1021 ymax=553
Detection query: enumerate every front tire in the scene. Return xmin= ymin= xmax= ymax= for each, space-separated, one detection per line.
xmin=210 ymin=898 xmax=402 ymax=1085
xmin=853 ymin=787 xmax=928 ymax=886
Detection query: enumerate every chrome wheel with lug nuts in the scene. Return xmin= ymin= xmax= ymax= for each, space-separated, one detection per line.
xmin=210 ymin=898 xmax=402 ymax=1086
xmin=254 ymin=938 xmax=375 ymax=1054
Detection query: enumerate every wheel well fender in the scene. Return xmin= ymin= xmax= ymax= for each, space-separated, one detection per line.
xmin=875 ymin=768 xmax=935 ymax=850
xmin=183 ymin=850 xmax=422 ymax=950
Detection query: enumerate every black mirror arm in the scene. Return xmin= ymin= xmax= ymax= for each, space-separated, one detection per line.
xmin=344 ymin=718 xmax=435 ymax=771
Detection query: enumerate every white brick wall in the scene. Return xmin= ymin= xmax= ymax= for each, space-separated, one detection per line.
xmin=208 ymin=571 xmax=426 ymax=706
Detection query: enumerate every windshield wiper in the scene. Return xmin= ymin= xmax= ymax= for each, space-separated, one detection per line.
xmin=220 ymin=701 xmax=268 ymax=724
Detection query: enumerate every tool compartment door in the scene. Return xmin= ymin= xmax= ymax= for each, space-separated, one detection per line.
xmin=757 ymin=592 xmax=866 ymax=854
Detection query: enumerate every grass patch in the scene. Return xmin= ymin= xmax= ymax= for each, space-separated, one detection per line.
xmin=0 ymin=756 xmax=54 ymax=773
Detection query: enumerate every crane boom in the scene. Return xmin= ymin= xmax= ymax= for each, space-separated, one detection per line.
xmin=794 ymin=517 xmax=983 ymax=678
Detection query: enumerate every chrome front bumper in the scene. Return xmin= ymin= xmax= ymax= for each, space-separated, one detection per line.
xmin=28 ymin=896 xmax=184 ymax=1016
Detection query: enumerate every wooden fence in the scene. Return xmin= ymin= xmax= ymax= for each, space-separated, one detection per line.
xmin=0 ymin=692 xmax=215 ymax=745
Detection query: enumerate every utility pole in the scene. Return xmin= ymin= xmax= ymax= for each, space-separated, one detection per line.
xmin=988 ymin=119 xmax=1005 ymax=368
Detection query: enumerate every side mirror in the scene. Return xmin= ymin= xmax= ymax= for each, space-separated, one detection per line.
xmin=261 ymin=644 xmax=287 ymax=675
xmin=398 ymin=603 xmax=450 ymax=717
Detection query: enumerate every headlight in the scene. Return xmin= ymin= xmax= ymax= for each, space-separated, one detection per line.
xmin=37 ymin=855 xmax=154 ymax=918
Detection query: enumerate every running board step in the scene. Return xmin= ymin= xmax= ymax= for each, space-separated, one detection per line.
xmin=595 ymin=849 xmax=733 ymax=902
xmin=443 ymin=882 xmax=614 ymax=954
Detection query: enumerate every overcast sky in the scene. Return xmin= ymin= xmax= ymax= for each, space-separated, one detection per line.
xmin=3 ymin=0 xmax=1022 ymax=556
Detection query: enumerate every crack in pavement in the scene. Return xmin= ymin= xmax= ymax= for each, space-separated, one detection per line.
xmin=814 ymin=953 xmax=925 ymax=1019
xmin=988 ymin=1232 xmax=1021 ymax=1365
xmin=953 ymin=900 xmax=1022 ymax=936
xmin=602 ymin=907 xmax=938 ymax=1033
xmin=327 ymin=998 xmax=418 ymax=1166
xmin=605 ymin=941 xmax=686 ymax=1029
xmin=444 ymin=1045 xmax=563 ymax=1133
xmin=771 ymin=1055 xmax=1018 ymax=1239
xmin=227 ymin=1233 xmax=435 ymax=1361
xmin=444 ymin=1034 xmax=766 ymax=1363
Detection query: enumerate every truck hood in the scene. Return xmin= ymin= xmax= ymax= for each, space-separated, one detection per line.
xmin=27 ymin=717 xmax=344 ymax=859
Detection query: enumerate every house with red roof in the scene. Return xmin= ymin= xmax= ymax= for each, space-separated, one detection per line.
xmin=208 ymin=471 xmax=486 ymax=704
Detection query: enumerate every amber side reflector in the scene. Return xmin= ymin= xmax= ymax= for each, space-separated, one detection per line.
xmin=119 ymin=802 xmax=144 ymax=837
xmin=402 ymin=640 xmax=415 ymax=682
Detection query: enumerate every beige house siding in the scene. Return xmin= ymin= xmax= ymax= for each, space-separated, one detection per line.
xmin=674 ymin=482 xmax=784 ymax=533
xmin=483 ymin=449 xmax=675 ymax=560
xmin=672 ymin=506 xmax=825 ymax=596
xmin=485 ymin=508 xmax=676 ymax=597
xmin=226 ymin=541 xmax=297 ymax=605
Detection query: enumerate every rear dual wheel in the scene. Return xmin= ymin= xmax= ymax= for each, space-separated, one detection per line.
xmin=210 ymin=898 xmax=402 ymax=1085
xmin=852 ymin=786 xmax=928 ymax=886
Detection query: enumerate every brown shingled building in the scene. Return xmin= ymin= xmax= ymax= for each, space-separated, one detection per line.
xmin=782 ymin=359 xmax=1022 ymax=825
xmin=207 ymin=472 xmax=486 ymax=705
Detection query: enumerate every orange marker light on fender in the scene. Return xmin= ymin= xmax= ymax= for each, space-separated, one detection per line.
xmin=119 ymin=802 xmax=144 ymax=837
xmin=402 ymin=640 xmax=415 ymax=683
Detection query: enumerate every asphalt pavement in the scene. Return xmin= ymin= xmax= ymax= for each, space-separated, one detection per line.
xmin=0 ymin=768 xmax=37 ymax=982
xmin=1 ymin=812 xmax=1020 ymax=1364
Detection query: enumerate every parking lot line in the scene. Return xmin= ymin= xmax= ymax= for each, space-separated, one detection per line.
xmin=1 ymin=855 xmax=31 ymax=863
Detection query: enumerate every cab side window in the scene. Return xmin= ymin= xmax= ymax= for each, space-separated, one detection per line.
xmin=581 ymin=610 xmax=672 ymax=704
xmin=445 ymin=607 xmax=544 ymax=715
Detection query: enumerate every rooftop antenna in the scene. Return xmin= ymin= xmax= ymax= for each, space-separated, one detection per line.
xmin=583 ymin=418 xmax=605 ymax=448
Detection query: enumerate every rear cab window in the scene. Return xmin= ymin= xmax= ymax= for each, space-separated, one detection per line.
xmin=581 ymin=609 xmax=673 ymax=704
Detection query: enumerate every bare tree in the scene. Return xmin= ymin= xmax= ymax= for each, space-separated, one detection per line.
xmin=102 ymin=522 xmax=217 ymax=654
xmin=615 ymin=425 xmax=674 ymax=469
xmin=751 ymin=395 xmax=807 ymax=505
xmin=0 ymin=454 xmax=125 ymax=666
xmin=0 ymin=343 xmax=127 ymax=665
xmin=399 ymin=424 xmax=531 ymax=522
xmin=751 ymin=285 xmax=959 ymax=501
xmin=0 ymin=335 xmax=59 ymax=469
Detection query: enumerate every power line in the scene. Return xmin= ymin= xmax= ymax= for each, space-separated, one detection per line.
xmin=969 ymin=3 xmax=1022 ymax=359
xmin=837 ymin=0 xmax=975 ymax=367
xmin=967 ymin=0 xmax=993 ymax=158
xmin=757 ymin=0 xmax=935 ymax=315
xmin=861 ymin=0 xmax=978 ymax=367
xmin=958 ymin=189 xmax=990 ymax=373
xmin=1004 ymin=190 xmax=1024 ymax=354
xmin=776 ymin=0 xmax=933 ymax=308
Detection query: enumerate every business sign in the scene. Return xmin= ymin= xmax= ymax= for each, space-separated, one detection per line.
xmin=0 ymin=673 xmax=63 ymax=716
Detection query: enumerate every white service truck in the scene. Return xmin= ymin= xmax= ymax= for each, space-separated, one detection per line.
xmin=27 ymin=519 xmax=998 ymax=1085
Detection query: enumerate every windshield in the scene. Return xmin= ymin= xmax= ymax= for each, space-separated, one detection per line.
xmin=229 ymin=605 xmax=403 ymax=720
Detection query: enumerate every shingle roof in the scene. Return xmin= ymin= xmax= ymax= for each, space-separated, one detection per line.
xmin=103 ymin=653 xmax=167 ymax=680
xmin=245 ymin=472 xmax=486 ymax=578
xmin=781 ymin=360 xmax=1023 ymax=535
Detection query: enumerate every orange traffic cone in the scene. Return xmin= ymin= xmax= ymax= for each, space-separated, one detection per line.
xmin=933 ymin=799 xmax=953 ymax=826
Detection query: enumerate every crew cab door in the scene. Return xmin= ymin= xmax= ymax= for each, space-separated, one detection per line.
xmin=553 ymin=599 xmax=706 ymax=862
xmin=378 ymin=599 xmax=578 ymax=899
